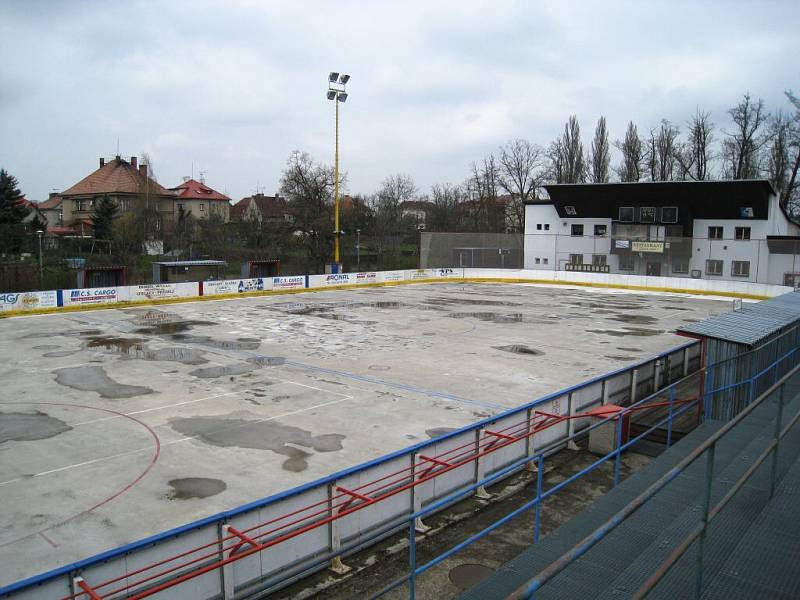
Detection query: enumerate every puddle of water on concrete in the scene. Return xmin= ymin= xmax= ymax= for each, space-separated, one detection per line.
xmin=33 ymin=345 xmax=60 ymax=350
xmin=368 ymin=365 xmax=391 ymax=371
xmin=587 ymin=328 xmax=664 ymax=337
xmin=237 ymin=338 xmax=261 ymax=343
xmin=247 ymin=356 xmax=286 ymax=367
xmin=425 ymin=297 xmax=522 ymax=307
xmin=85 ymin=336 xmax=208 ymax=365
xmin=448 ymin=563 xmax=494 ymax=590
xmin=493 ymin=344 xmax=543 ymax=356
xmin=616 ymin=347 xmax=643 ymax=352
xmin=169 ymin=334 xmax=261 ymax=350
xmin=189 ymin=363 xmax=258 ymax=379
xmin=610 ymin=314 xmax=658 ymax=325
xmin=54 ymin=365 xmax=154 ymax=398
xmin=167 ymin=477 xmax=227 ymax=500
xmin=448 ymin=312 xmax=525 ymax=323
xmin=605 ymin=355 xmax=637 ymax=361
xmin=169 ymin=416 xmax=345 ymax=472
xmin=426 ymin=427 xmax=457 ymax=439
xmin=0 ymin=411 xmax=73 ymax=443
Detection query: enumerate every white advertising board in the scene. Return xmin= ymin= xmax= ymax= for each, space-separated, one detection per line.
xmin=407 ymin=269 xmax=436 ymax=280
xmin=380 ymin=270 xmax=406 ymax=283
xmin=129 ymin=282 xmax=199 ymax=301
xmin=273 ymin=275 xmax=306 ymax=290
xmin=434 ymin=268 xmax=462 ymax=279
xmin=353 ymin=271 xmax=379 ymax=284
xmin=203 ymin=278 xmax=272 ymax=296
xmin=62 ymin=287 xmax=121 ymax=306
xmin=0 ymin=290 xmax=58 ymax=312
xmin=316 ymin=273 xmax=353 ymax=287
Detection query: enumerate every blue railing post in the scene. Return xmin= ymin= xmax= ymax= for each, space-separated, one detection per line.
xmin=748 ymin=376 xmax=756 ymax=406
xmin=667 ymin=386 xmax=675 ymax=447
xmin=695 ymin=443 xmax=716 ymax=598
xmin=614 ymin=411 xmax=624 ymax=487
xmin=769 ymin=383 xmax=786 ymax=499
xmin=409 ymin=521 xmax=417 ymax=600
xmin=535 ymin=454 xmax=544 ymax=543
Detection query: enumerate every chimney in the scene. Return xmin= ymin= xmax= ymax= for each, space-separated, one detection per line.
xmin=139 ymin=163 xmax=148 ymax=178
xmin=99 ymin=157 xmax=105 ymax=167
xmin=131 ymin=156 xmax=137 ymax=169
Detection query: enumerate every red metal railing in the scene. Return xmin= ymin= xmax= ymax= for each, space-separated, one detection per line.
xmin=64 ymin=398 xmax=695 ymax=600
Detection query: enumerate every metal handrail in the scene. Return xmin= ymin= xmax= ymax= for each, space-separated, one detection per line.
xmin=507 ymin=362 xmax=800 ymax=600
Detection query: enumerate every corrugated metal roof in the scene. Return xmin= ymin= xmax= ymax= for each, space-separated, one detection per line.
xmin=677 ymin=292 xmax=800 ymax=346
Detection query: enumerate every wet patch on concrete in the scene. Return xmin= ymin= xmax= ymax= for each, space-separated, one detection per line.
xmin=169 ymin=415 xmax=345 ymax=472
xmin=237 ymin=337 xmax=261 ymax=343
xmin=449 ymin=312 xmax=524 ymax=323
xmin=616 ymin=347 xmax=643 ymax=353
xmin=448 ymin=563 xmax=493 ymax=590
xmin=33 ymin=345 xmax=60 ymax=350
xmin=168 ymin=334 xmax=261 ymax=351
xmin=85 ymin=336 xmax=208 ymax=365
xmin=368 ymin=365 xmax=391 ymax=371
xmin=425 ymin=297 xmax=522 ymax=307
xmin=610 ymin=314 xmax=658 ymax=325
xmin=131 ymin=310 xmax=217 ymax=335
xmin=43 ymin=350 xmax=80 ymax=358
xmin=587 ymin=327 xmax=664 ymax=337
xmin=247 ymin=356 xmax=286 ymax=367
xmin=426 ymin=427 xmax=457 ymax=439
xmin=0 ymin=411 xmax=72 ymax=444
xmin=54 ymin=365 xmax=153 ymax=398
xmin=189 ymin=363 xmax=257 ymax=379
xmin=604 ymin=355 xmax=637 ymax=361
xmin=493 ymin=344 xmax=543 ymax=356
xmin=166 ymin=477 xmax=227 ymax=500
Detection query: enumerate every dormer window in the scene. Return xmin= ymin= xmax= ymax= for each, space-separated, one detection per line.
xmin=640 ymin=207 xmax=656 ymax=223
xmin=564 ymin=205 xmax=577 ymax=216
xmin=619 ymin=207 xmax=634 ymax=222
xmin=661 ymin=206 xmax=678 ymax=223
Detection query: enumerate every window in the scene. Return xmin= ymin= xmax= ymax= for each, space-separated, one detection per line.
xmin=619 ymin=207 xmax=634 ymax=222
xmin=544 ymin=223 xmax=550 ymax=231
xmin=592 ymin=254 xmax=607 ymax=266
xmin=735 ymin=227 xmax=751 ymax=240
xmin=784 ymin=273 xmax=800 ymax=287
xmin=619 ymin=254 xmax=634 ymax=271
xmin=543 ymin=258 xmax=549 ymax=265
xmin=740 ymin=207 xmax=754 ymax=218
xmin=571 ymin=224 xmax=584 ymax=236
xmin=119 ymin=198 xmax=128 ymax=211
xmin=200 ymin=203 xmax=205 ymax=212
xmin=731 ymin=260 xmax=750 ymax=277
xmin=672 ymin=262 xmax=689 ymax=274
xmin=661 ymin=206 xmax=678 ymax=223
xmin=569 ymin=254 xmax=583 ymax=265
xmin=535 ymin=258 xmax=541 ymax=264
xmin=640 ymin=207 xmax=656 ymax=223
xmin=706 ymin=259 xmax=723 ymax=276
xmin=536 ymin=223 xmax=542 ymax=231
xmin=594 ymin=224 xmax=607 ymax=236
xmin=708 ymin=226 xmax=723 ymax=240
xmin=57 ymin=210 xmax=63 ymax=225
xmin=665 ymin=225 xmax=683 ymax=238
xmin=564 ymin=205 xmax=577 ymax=216
xmin=177 ymin=203 xmax=184 ymax=211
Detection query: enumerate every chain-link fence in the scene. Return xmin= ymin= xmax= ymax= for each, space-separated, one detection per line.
xmin=420 ymin=232 xmax=524 ymax=269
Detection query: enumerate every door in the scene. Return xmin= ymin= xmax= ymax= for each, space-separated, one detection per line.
xmin=646 ymin=262 xmax=661 ymax=276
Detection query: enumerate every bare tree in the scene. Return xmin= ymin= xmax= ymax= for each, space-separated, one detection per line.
xmin=614 ymin=121 xmax=645 ymax=182
xmin=676 ymin=110 xmax=714 ymax=180
xmin=589 ymin=116 xmax=611 ymax=183
xmin=497 ymin=139 xmax=546 ymax=231
xmin=549 ymin=115 xmax=586 ymax=184
xmin=771 ymin=91 xmax=800 ymax=216
xmin=279 ymin=151 xmax=334 ymax=273
xmin=647 ymin=120 xmax=680 ymax=181
xmin=429 ymin=183 xmax=466 ymax=231
xmin=371 ymin=174 xmax=417 ymax=255
xmin=722 ymin=93 xmax=770 ymax=179
xmin=467 ymin=155 xmax=505 ymax=232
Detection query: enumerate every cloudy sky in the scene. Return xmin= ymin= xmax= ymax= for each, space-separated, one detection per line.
xmin=1 ymin=0 xmax=797 ymax=202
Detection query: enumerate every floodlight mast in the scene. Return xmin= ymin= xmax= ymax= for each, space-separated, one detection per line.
xmin=326 ymin=72 xmax=350 ymax=266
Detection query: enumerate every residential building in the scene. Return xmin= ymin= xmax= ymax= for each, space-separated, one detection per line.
xmin=36 ymin=194 xmax=63 ymax=229
xmin=400 ymin=200 xmax=434 ymax=227
xmin=230 ymin=193 xmax=291 ymax=224
xmin=524 ymin=180 xmax=800 ymax=286
xmin=168 ymin=178 xmax=231 ymax=222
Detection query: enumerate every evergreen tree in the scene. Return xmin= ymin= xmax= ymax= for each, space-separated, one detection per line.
xmin=0 ymin=169 xmax=31 ymax=253
xmin=92 ymin=194 xmax=118 ymax=240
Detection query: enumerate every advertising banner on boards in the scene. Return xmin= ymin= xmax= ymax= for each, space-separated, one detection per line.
xmin=62 ymin=287 xmax=120 ymax=306
xmin=273 ymin=275 xmax=306 ymax=290
xmin=0 ymin=290 xmax=59 ymax=312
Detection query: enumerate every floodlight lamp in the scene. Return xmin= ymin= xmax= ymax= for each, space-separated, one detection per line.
xmin=329 ymin=72 xmax=339 ymax=82
xmin=339 ymin=74 xmax=350 ymax=84
xmin=327 ymin=90 xmax=337 ymax=100
xmin=337 ymin=92 xmax=348 ymax=103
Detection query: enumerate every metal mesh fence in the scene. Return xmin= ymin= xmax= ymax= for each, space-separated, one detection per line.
xmin=420 ymin=232 xmax=524 ymax=269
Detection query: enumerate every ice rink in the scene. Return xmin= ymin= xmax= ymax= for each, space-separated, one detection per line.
xmin=0 ymin=281 xmax=731 ymax=584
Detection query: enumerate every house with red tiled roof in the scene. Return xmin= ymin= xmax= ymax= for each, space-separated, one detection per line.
xmin=230 ymin=193 xmax=292 ymax=225
xmin=60 ymin=156 xmax=177 ymax=233
xmin=36 ymin=194 xmax=63 ymax=230
xmin=168 ymin=178 xmax=231 ymax=222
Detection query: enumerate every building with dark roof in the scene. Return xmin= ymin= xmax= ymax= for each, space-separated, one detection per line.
xmin=230 ymin=193 xmax=291 ymax=225
xmin=524 ymin=180 xmax=800 ymax=286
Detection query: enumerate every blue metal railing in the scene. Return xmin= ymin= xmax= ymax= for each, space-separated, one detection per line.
xmin=376 ymin=335 xmax=800 ymax=599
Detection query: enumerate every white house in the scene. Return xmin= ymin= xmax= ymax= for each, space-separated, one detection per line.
xmin=524 ymin=180 xmax=800 ymax=287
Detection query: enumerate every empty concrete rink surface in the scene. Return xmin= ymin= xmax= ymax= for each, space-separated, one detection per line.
xmin=0 ymin=282 xmax=731 ymax=584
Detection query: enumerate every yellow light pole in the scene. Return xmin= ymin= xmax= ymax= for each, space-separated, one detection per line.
xmin=327 ymin=72 xmax=350 ymax=271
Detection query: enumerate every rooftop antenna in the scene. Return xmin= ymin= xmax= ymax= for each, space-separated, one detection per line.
xmin=191 ymin=161 xmax=194 ymax=181
xmin=199 ymin=170 xmax=206 ymax=184
xmin=116 ymin=138 xmax=119 ymax=156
